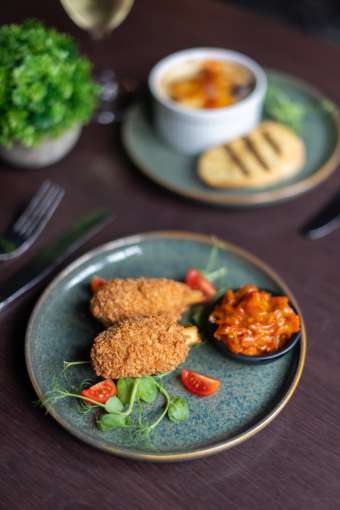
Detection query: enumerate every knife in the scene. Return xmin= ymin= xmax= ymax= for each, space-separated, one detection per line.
xmin=0 ymin=209 xmax=112 ymax=312
xmin=301 ymin=190 xmax=340 ymax=239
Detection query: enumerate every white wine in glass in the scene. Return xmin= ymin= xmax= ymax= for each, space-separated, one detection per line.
xmin=60 ymin=0 xmax=135 ymax=123
xmin=60 ymin=0 xmax=134 ymax=39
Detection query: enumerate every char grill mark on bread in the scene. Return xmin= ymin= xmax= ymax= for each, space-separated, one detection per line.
xmin=198 ymin=121 xmax=305 ymax=188
xmin=224 ymin=145 xmax=250 ymax=175
xmin=261 ymin=129 xmax=282 ymax=154
xmin=243 ymin=135 xmax=270 ymax=171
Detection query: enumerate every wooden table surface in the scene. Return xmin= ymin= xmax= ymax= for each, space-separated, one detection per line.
xmin=1 ymin=1 xmax=340 ymax=508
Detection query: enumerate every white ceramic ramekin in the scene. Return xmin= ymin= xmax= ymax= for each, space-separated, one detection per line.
xmin=148 ymin=48 xmax=267 ymax=155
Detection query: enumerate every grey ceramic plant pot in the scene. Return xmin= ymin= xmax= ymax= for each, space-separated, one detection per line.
xmin=0 ymin=124 xmax=82 ymax=168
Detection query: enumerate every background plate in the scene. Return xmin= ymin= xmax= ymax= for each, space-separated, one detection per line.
xmin=25 ymin=232 xmax=306 ymax=461
xmin=122 ymin=70 xmax=340 ymax=206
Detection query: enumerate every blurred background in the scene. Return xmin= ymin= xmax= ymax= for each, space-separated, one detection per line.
xmin=226 ymin=0 xmax=340 ymax=43
xmin=2 ymin=0 xmax=340 ymax=44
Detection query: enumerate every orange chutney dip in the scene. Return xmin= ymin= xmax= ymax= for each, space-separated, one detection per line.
xmin=210 ymin=285 xmax=300 ymax=356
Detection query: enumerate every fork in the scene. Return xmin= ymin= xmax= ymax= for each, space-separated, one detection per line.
xmin=0 ymin=181 xmax=64 ymax=261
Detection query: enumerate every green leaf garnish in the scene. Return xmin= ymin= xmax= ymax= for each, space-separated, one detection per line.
xmin=137 ymin=376 xmax=158 ymax=403
xmin=168 ymin=397 xmax=189 ymax=423
xmin=97 ymin=413 xmax=127 ymax=432
xmin=39 ymin=365 xmax=188 ymax=439
xmin=264 ymin=85 xmax=306 ymax=133
xmin=77 ymin=401 xmax=93 ymax=415
xmin=202 ymin=267 xmax=227 ymax=283
xmin=319 ymin=98 xmax=337 ymax=116
xmin=205 ymin=241 xmax=220 ymax=273
xmin=104 ymin=396 xmax=124 ymax=414
xmin=117 ymin=377 xmax=135 ymax=405
xmin=189 ymin=304 xmax=207 ymax=329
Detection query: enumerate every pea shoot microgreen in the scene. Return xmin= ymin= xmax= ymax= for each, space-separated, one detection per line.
xmin=168 ymin=396 xmax=189 ymax=424
xmin=39 ymin=369 xmax=190 ymax=437
xmin=78 ymin=400 xmax=94 ymax=415
xmin=104 ymin=396 xmax=124 ymax=414
xmin=97 ymin=412 xmax=127 ymax=432
xmin=117 ymin=377 xmax=135 ymax=405
xmin=63 ymin=360 xmax=90 ymax=371
xmin=186 ymin=241 xmax=228 ymax=330
xmin=205 ymin=240 xmax=220 ymax=274
xmin=264 ymin=85 xmax=306 ymax=134
xmin=319 ymin=98 xmax=337 ymax=117
xmin=137 ymin=376 xmax=158 ymax=403
xmin=203 ymin=241 xmax=228 ymax=289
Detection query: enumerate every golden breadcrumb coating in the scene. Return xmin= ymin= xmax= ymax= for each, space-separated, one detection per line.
xmin=91 ymin=316 xmax=194 ymax=378
xmin=90 ymin=277 xmax=204 ymax=326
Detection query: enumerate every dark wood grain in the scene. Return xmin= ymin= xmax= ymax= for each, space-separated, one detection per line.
xmin=1 ymin=1 xmax=340 ymax=509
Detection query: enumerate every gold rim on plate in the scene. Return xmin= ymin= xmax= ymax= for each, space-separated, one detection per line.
xmin=122 ymin=72 xmax=340 ymax=206
xmin=25 ymin=231 xmax=306 ymax=462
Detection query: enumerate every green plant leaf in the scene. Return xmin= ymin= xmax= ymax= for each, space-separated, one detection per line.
xmin=319 ymin=98 xmax=337 ymax=116
xmin=264 ymin=85 xmax=306 ymax=133
xmin=117 ymin=378 xmax=135 ymax=405
xmin=189 ymin=304 xmax=206 ymax=328
xmin=104 ymin=396 xmax=124 ymax=414
xmin=137 ymin=376 xmax=158 ymax=403
xmin=202 ymin=267 xmax=227 ymax=284
xmin=168 ymin=397 xmax=189 ymax=423
xmin=97 ymin=413 xmax=127 ymax=432
xmin=0 ymin=19 xmax=99 ymax=148
xmin=77 ymin=401 xmax=93 ymax=415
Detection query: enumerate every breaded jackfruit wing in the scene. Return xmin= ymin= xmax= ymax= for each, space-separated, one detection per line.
xmin=90 ymin=316 xmax=200 ymax=379
xmin=90 ymin=277 xmax=204 ymax=326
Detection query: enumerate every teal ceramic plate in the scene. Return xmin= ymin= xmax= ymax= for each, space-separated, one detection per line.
xmin=122 ymin=70 xmax=340 ymax=207
xmin=25 ymin=232 xmax=306 ymax=462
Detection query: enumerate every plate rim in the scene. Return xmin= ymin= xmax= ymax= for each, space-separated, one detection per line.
xmin=122 ymin=70 xmax=340 ymax=207
xmin=25 ymin=231 xmax=307 ymax=462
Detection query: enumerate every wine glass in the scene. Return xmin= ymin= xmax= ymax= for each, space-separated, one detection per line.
xmin=60 ymin=0 xmax=135 ymax=124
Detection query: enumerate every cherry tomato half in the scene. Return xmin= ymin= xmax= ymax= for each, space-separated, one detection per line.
xmin=80 ymin=380 xmax=117 ymax=404
xmin=185 ymin=268 xmax=216 ymax=300
xmin=90 ymin=275 xmax=107 ymax=293
xmin=181 ymin=369 xmax=221 ymax=397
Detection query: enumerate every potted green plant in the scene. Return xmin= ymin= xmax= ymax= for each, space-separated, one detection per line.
xmin=0 ymin=19 xmax=99 ymax=168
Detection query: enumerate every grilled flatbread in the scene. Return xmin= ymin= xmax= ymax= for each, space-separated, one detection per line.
xmin=198 ymin=121 xmax=305 ymax=188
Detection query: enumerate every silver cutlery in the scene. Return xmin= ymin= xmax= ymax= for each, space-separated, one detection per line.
xmin=0 ymin=209 xmax=112 ymax=312
xmin=301 ymin=189 xmax=340 ymax=239
xmin=0 ymin=181 xmax=64 ymax=261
